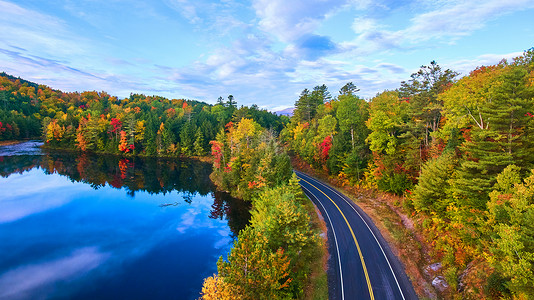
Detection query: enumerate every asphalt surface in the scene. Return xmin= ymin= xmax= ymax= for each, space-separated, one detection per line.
xmin=296 ymin=171 xmax=418 ymax=300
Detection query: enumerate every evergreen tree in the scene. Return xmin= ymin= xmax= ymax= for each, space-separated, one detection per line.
xmin=339 ymin=82 xmax=360 ymax=95
xmin=293 ymin=88 xmax=312 ymax=123
xmin=452 ymin=63 xmax=534 ymax=210
xmin=399 ymin=61 xmax=458 ymax=147
xmin=194 ymin=128 xmax=206 ymax=156
xmin=412 ymin=152 xmax=456 ymax=215
xmin=217 ymin=96 xmax=225 ymax=106
xmin=226 ymin=95 xmax=236 ymax=108
xmin=179 ymin=122 xmax=195 ymax=156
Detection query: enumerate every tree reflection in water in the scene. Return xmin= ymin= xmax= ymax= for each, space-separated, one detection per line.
xmin=0 ymin=151 xmax=251 ymax=237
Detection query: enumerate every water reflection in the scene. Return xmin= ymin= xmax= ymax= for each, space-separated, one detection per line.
xmin=0 ymin=152 xmax=251 ymax=236
xmin=0 ymin=247 xmax=109 ymax=300
xmin=0 ymin=170 xmax=84 ymax=223
xmin=39 ymin=152 xmax=215 ymax=196
xmin=0 ymin=150 xmax=250 ymax=300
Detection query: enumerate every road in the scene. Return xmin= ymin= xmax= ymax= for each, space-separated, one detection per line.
xmin=296 ymin=171 xmax=418 ymax=300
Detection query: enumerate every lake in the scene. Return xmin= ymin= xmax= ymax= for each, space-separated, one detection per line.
xmin=0 ymin=141 xmax=250 ymax=300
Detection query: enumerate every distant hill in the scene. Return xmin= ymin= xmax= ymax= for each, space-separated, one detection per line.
xmin=0 ymin=72 xmax=288 ymax=147
xmin=275 ymin=107 xmax=294 ymax=116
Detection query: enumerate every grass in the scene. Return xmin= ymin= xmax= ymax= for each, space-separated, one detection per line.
xmin=302 ymin=189 xmax=329 ymax=300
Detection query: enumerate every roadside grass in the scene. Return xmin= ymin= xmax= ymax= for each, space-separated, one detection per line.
xmin=302 ymin=187 xmax=329 ymax=300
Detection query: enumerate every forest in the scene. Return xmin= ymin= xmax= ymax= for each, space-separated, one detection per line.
xmin=0 ymin=71 xmax=287 ymax=157
xmin=1 ymin=48 xmax=533 ymax=299
xmin=282 ymin=50 xmax=534 ymax=299
xmin=201 ymin=118 xmax=325 ymax=299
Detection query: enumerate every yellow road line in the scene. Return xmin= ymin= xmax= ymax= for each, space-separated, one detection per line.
xmin=300 ymin=177 xmax=375 ymax=300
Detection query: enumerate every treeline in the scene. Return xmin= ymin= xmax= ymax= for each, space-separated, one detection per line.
xmin=283 ymin=49 xmax=534 ymax=298
xmin=282 ymin=82 xmax=370 ymax=184
xmin=0 ymin=72 xmax=287 ymax=157
xmin=201 ymin=118 xmax=325 ymax=299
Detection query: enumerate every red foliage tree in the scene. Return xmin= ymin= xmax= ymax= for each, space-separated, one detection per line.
xmin=320 ymin=136 xmax=332 ymax=160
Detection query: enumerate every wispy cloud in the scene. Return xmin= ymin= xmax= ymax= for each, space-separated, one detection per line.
xmin=404 ymin=0 xmax=534 ymax=42
xmin=446 ymin=51 xmax=525 ymax=77
xmin=377 ymin=63 xmax=405 ymax=74
xmin=286 ymin=59 xmax=406 ymax=98
xmin=0 ymin=0 xmax=85 ymax=58
xmin=345 ymin=0 xmax=534 ymax=55
xmin=0 ymin=0 xmax=531 ymax=109
xmin=165 ymin=0 xmax=202 ymax=24
xmin=164 ymin=0 xmax=248 ymax=34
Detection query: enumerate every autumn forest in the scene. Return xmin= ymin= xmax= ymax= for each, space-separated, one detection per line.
xmin=1 ymin=49 xmax=534 ymax=299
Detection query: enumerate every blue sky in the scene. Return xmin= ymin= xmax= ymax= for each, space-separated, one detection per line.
xmin=1 ymin=0 xmax=533 ymax=111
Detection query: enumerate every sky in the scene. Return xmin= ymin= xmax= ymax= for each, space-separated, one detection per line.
xmin=1 ymin=0 xmax=533 ymax=111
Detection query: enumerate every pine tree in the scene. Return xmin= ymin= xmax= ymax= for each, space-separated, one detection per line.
xmin=194 ymin=128 xmax=206 ymax=156
xmin=412 ymin=152 xmax=456 ymax=215
xmin=452 ymin=63 xmax=534 ymax=210
xmin=339 ymin=82 xmax=360 ymax=95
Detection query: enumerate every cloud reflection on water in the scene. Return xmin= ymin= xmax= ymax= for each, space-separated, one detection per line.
xmin=0 ymin=247 xmax=109 ymax=300
xmin=0 ymin=169 xmax=90 ymax=224
xmin=0 ymin=152 xmax=250 ymax=299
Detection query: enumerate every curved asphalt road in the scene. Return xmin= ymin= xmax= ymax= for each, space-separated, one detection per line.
xmin=295 ymin=171 xmax=418 ymax=300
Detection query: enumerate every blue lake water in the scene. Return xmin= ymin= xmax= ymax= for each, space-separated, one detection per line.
xmin=0 ymin=142 xmax=250 ymax=300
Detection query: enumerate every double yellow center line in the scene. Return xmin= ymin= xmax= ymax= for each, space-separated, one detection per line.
xmin=300 ymin=177 xmax=375 ymax=300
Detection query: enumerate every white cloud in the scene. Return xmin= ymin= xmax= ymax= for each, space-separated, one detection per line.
xmin=1 ymin=0 xmax=532 ymax=110
xmin=286 ymin=58 xmax=407 ymax=98
xmin=352 ymin=17 xmax=378 ymax=34
xmin=348 ymin=0 xmax=534 ymax=52
xmin=252 ymin=0 xmax=348 ymax=43
xmin=347 ymin=0 xmax=374 ymax=11
xmin=164 ymin=0 xmax=248 ymax=36
xmin=165 ymin=0 xmax=201 ymax=24
xmin=0 ymin=1 xmax=119 ymax=94
xmin=404 ymin=0 xmax=534 ymax=42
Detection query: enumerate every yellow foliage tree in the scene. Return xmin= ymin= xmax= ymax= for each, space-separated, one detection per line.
xmin=199 ymin=274 xmax=235 ymax=300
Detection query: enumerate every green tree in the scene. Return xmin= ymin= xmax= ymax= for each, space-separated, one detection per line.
xmin=179 ymin=122 xmax=195 ymax=156
xmin=412 ymin=152 xmax=456 ymax=215
xmin=399 ymin=61 xmax=458 ymax=147
xmin=293 ymin=88 xmax=312 ymax=123
xmin=451 ymin=62 xmax=534 ymax=210
xmin=336 ymin=93 xmax=368 ymax=151
xmin=486 ymin=165 xmax=534 ymax=298
xmin=226 ymin=95 xmax=237 ymax=109
xmin=293 ymin=85 xmax=330 ymax=123
xmin=194 ymin=128 xmax=206 ymax=156
xmin=339 ymin=82 xmax=360 ymax=95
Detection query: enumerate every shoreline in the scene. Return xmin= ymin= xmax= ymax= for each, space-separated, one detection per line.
xmin=0 ymin=140 xmax=30 ymax=146
xmin=40 ymin=143 xmax=214 ymax=163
